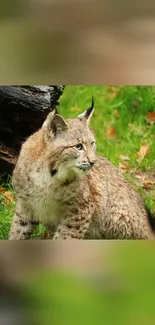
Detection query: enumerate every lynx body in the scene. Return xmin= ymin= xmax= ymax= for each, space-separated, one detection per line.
xmin=9 ymin=101 xmax=154 ymax=239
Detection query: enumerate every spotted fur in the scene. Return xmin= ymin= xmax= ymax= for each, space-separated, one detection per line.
xmin=9 ymin=103 xmax=154 ymax=240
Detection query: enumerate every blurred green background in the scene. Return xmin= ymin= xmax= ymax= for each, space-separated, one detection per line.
xmin=0 ymin=85 xmax=155 ymax=239
xmin=1 ymin=241 xmax=155 ymax=325
xmin=20 ymin=242 xmax=155 ymax=325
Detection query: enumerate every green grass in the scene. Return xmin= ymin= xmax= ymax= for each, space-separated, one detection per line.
xmin=0 ymin=86 xmax=155 ymax=239
xmin=0 ymin=176 xmax=15 ymax=239
xmin=22 ymin=258 xmax=155 ymax=325
xmin=59 ymin=86 xmax=155 ymax=169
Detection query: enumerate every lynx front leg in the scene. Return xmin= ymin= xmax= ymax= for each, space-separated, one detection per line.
xmin=44 ymin=223 xmax=58 ymax=239
xmin=9 ymin=213 xmax=39 ymax=240
xmin=9 ymin=201 xmax=38 ymax=240
xmin=52 ymin=208 xmax=93 ymax=240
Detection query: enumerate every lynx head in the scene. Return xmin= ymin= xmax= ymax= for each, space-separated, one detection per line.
xmin=43 ymin=98 xmax=97 ymax=183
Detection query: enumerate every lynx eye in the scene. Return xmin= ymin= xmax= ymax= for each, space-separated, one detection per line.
xmin=75 ymin=143 xmax=83 ymax=150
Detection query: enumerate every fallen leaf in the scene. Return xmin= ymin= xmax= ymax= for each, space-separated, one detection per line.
xmin=113 ymin=110 xmax=120 ymax=117
xmin=119 ymin=155 xmax=130 ymax=161
xmin=3 ymin=191 xmax=14 ymax=202
xmin=108 ymin=86 xmax=119 ymax=97
xmin=142 ymin=180 xmax=155 ymax=190
xmin=119 ymin=162 xmax=130 ymax=173
xmin=136 ymin=145 xmax=150 ymax=162
xmin=70 ymin=107 xmax=81 ymax=112
xmin=134 ymin=172 xmax=155 ymax=189
xmin=135 ymin=173 xmax=146 ymax=182
xmin=0 ymin=187 xmax=5 ymax=193
xmin=146 ymin=112 xmax=155 ymax=125
xmin=105 ymin=126 xmax=116 ymax=139
xmin=2 ymin=191 xmax=15 ymax=209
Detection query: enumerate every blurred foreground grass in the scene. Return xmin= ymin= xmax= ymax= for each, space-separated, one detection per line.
xmin=13 ymin=242 xmax=155 ymax=325
xmin=0 ymin=86 xmax=155 ymax=239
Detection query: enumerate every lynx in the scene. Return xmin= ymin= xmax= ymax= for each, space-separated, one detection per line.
xmin=9 ymin=99 xmax=155 ymax=240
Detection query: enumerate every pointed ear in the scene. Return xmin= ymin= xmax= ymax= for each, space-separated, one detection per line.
xmin=46 ymin=114 xmax=69 ymax=137
xmin=77 ymin=97 xmax=95 ymax=125
xmin=42 ymin=108 xmax=58 ymax=128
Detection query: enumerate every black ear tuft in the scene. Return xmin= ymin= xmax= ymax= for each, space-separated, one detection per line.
xmin=85 ymin=96 xmax=94 ymax=119
xmin=77 ymin=96 xmax=95 ymax=125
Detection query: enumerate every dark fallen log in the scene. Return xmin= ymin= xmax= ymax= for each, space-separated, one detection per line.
xmin=0 ymin=85 xmax=65 ymax=176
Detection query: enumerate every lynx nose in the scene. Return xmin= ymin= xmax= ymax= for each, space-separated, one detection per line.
xmin=89 ymin=158 xmax=97 ymax=167
xmin=84 ymin=161 xmax=95 ymax=168
xmin=82 ymin=160 xmax=96 ymax=169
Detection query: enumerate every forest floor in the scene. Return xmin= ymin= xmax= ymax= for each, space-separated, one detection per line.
xmin=0 ymin=86 xmax=155 ymax=239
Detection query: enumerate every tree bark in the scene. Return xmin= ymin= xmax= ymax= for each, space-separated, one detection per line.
xmin=0 ymin=85 xmax=65 ymax=175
